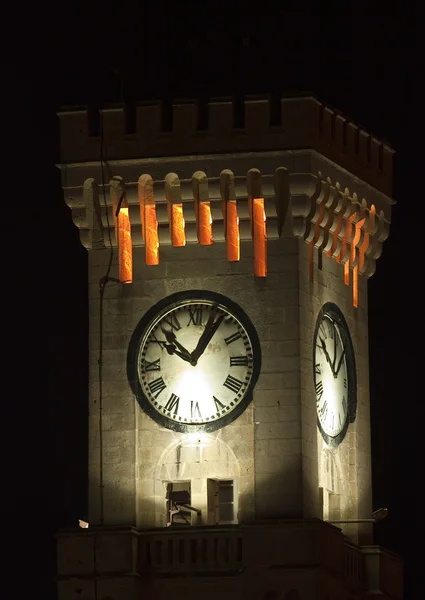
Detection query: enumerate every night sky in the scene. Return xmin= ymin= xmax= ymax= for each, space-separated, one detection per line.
xmin=5 ymin=4 xmax=423 ymax=599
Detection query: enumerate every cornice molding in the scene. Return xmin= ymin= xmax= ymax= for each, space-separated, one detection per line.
xmin=60 ymin=151 xmax=390 ymax=281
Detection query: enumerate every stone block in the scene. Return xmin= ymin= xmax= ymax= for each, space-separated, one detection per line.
xmin=102 ymin=429 xmax=135 ymax=448
xmin=260 ymin=340 xmax=300 ymax=357
xmin=137 ymin=429 xmax=154 ymax=447
xmin=138 ymin=478 xmax=155 ymax=496
xmin=103 ymin=492 xmax=136 ymax=525
xmin=123 ymin=278 xmax=168 ymax=298
xmin=261 ymin=355 xmax=299 ymax=373
xmin=268 ymin=438 xmax=302 ymax=457
xmin=102 ymin=412 xmax=135 ymax=431
xmin=103 ymin=444 xmax=135 ymax=464
xmin=256 ymin=371 xmax=300 ymax=391
xmin=254 ymin=406 xmax=279 ymax=423
xmin=254 ymin=389 xmax=300 ymax=407
xmin=102 ymin=461 xmax=135 ymax=483
xmin=101 ymin=393 xmax=134 ymax=414
xmin=255 ymin=420 xmax=301 ymax=440
xmin=255 ymin=453 xmax=302 ymax=475
xmin=255 ymin=490 xmax=302 ymax=518
xmin=57 ymin=535 xmax=94 ymax=575
xmin=89 ymin=364 xmax=128 ymax=382
xmin=137 ymin=461 xmax=156 ymax=480
xmin=89 ymin=313 xmax=128 ymax=334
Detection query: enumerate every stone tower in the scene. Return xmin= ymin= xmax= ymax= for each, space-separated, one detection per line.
xmin=56 ymin=96 xmax=403 ymax=600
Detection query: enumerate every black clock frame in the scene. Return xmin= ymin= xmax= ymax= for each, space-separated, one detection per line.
xmin=313 ymin=302 xmax=357 ymax=447
xmin=127 ymin=290 xmax=262 ymax=433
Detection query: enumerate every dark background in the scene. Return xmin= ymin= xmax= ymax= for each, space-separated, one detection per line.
xmin=3 ymin=3 xmax=423 ymax=599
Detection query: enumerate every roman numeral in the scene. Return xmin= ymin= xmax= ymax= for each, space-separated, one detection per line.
xmin=318 ymin=400 xmax=328 ymax=420
xmin=150 ymin=332 xmax=167 ymax=349
xmin=223 ymin=375 xmax=243 ymax=394
xmin=344 ymin=377 xmax=347 ymax=388
xmin=141 ymin=358 xmax=161 ymax=372
xmin=230 ymin=355 xmax=248 ymax=367
xmin=164 ymin=393 xmax=179 ymax=415
xmin=187 ymin=307 xmax=203 ymax=326
xmin=315 ymin=381 xmax=324 ymax=401
xmin=224 ymin=331 xmax=242 ymax=345
xmin=190 ymin=401 xmax=202 ymax=419
xmin=148 ymin=377 xmax=167 ymax=398
xmin=342 ymin=395 xmax=347 ymax=413
xmin=213 ymin=396 xmax=226 ymax=412
xmin=314 ymin=363 xmax=321 ymax=375
xmin=162 ymin=313 xmax=181 ymax=331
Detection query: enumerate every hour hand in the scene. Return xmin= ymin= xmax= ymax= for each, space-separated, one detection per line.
xmin=165 ymin=344 xmax=193 ymax=364
xmin=161 ymin=328 xmax=193 ymax=364
xmin=320 ymin=337 xmax=335 ymax=374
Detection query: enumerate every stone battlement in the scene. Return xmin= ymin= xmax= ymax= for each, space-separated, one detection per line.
xmin=58 ymin=96 xmax=394 ymax=196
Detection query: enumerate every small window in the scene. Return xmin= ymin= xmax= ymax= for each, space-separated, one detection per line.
xmin=219 ymin=481 xmax=234 ymax=522
xmin=207 ymin=479 xmax=238 ymax=524
xmin=165 ymin=481 xmax=192 ymax=526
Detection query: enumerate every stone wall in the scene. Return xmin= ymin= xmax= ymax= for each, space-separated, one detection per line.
xmin=87 ymin=229 xmax=371 ymax=534
xmin=88 ymin=235 xmax=306 ymax=526
xmin=298 ymin=242 xmax=372 ymax=543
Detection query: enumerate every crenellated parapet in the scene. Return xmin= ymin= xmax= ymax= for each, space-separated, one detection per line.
xmin=58 ymin=96 xmax=394 ymax=196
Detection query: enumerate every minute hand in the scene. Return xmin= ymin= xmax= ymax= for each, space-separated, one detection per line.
xmin=335 ymin=348 xmax=346 ymax=376
xmin=191 ymin=311 xmax=225 ymax=363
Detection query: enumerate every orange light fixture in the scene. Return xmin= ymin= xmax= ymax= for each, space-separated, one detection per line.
xmin=253 ymin=198 xmax=267 ymax=277
xmin=220 ymin=170 xmax=240 ymax=262
xmin=118 ymin=207 xmax=132 ymax=283
xmin=165 ymin=173 xmax=186 ymax=247
xmin=138 ymin=175 xmax=159 ymax=266
xmin=198 ymin=202 xmax=213 ymax=246
xmin=226 ymin=200 xmax=240 ymax=262
xmin=110 ymin=177 xmax=133 ymax=284
xmin=192 ymin=171 xmax=213 ymax=246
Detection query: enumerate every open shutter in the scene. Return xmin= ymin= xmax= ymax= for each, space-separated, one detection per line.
xmin=207 ymin=479 xmax=220 ymax=525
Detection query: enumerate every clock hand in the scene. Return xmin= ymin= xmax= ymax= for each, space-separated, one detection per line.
xmin=150 ymin=337 xmax=168 ymax=350
xmin=161 ymin=328 xmax=194 ymax=363
xmin=319 ymin=337 xmax=335 ymax=375
xmin=191 ymin=308 xmax=225 ymax=364
xmin=150 ymin=335 xmax=193 ymax=365
xmin=335 ymin=348 xmax=346 ymax=377
xmin=164 ymin=343 xmax=194 ymax=365
xmin=332 ymin=326 xmax=337 ymax=372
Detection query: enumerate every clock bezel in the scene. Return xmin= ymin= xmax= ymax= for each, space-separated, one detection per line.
xmin=313 ymin=302 xmax=357 ymax=447
xmin=127 ymin=290 xmax=262 ymax=433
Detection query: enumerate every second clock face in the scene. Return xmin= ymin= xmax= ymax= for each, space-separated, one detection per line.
xmin=128 ymin=291 xmax=261 ymax=432
xmin=313 ymin=303 xmax=356 ymax=447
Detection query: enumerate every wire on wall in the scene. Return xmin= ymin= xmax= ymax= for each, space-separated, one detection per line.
xmin=97 ymin=110 xmax=115 ymax=526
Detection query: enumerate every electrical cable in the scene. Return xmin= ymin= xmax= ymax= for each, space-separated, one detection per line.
xmin=97 ymin=109 xmax=115 ymax=526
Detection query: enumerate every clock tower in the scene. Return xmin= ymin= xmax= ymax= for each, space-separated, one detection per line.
xmin=56 ymin=96 xmax=403 ymax=599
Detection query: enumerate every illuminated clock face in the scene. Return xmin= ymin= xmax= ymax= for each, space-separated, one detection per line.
xmin=313 ymin=303 xmax=356 ymax=447
xmin=127 ymin=291 xmax=261 ymax=432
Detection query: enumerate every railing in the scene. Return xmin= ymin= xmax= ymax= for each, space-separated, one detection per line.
xmin=344 ymin=542 xmax=366 ymax=590
xmin=57 ymin=521 xmax=375 ymax=588
xmin=139 ymin=527 xmax=243 ymax=574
